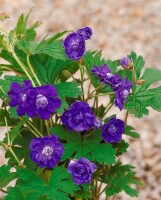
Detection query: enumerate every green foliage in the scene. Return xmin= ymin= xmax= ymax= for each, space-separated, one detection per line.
xmin=17 ymin=39 xmax=67 ymax=61
xmin=73 ymin=184 xmax=90 ymax=200
xmin=0 ymin=165 xmax=17 ymax=190
xmin=113 ymin=140 xmax=129 ymax=156
xmin=51 ymin=125 xmax=116 ymax=165
xmin=5 ymin=166 xmax=79 ymax=200
xmin=101 ymin=162 xmax=142 ymax=197
xmin=124 ymin=125 xmax=140 ymax=138
xmin=5 ymin=128 xmax=36 ymax=169
xmin=55 ymin=82 xmax=82 ymax=115
xmin=125 ymin=68 xmax=161 ymax=118
xmin=30 ymin=55 xmax=72 ymax=84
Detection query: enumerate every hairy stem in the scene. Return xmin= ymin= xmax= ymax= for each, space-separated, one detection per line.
xmin=27 ymin=54 xmax=41 ymax=86
xmin=124 ymin=110 xmax=129 ymax=125
xmin=12 ymin=50 xmax=35 ymax=86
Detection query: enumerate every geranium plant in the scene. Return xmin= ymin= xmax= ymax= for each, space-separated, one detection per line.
xmin=0 ymin=12 xmax=161 ymax=200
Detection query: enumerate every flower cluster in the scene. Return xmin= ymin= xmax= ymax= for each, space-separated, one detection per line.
xmin=63 ymin=27 xmax=92 ymax=60
xmin=90 ymin=63 xmax=132 ymax=110
xmin=8 ymin=81 xmax=61 ymax=120
xmin=61 ymin=101 xmax=101 ymax=132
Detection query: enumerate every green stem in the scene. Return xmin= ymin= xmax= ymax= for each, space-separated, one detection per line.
xmin=45 ymin=120 xmax=50 ymax=136
xmin=27 ymin=54 xmax=41 ymax=86
xmin=4 ymin=117 xmax=11 ymax=146
xmin=88 ymin=92 xmax=115 ymax=100
xmin=132 ymin=68 xmax=137 ymax=84
xmin=79 ymin=64 xmax=85 ymax=100
xmin=26 ymin=120 xmax=43 ymax=137
xmin=26 ymin=124 xmax=40 ymax=138
xmin=124 ymin=110 xmax=129 ymax=125
xmin=12 ymin=51 xmax=35 ymax=86
xmin=102 ymin=103 xmax=114 ymax=119
xmin=8 ymin=147 xmax=24 ymax=167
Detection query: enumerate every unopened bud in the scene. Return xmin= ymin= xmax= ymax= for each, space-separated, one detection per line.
xmin=120 ymin=56 xmax=133 ymax=70
xmin=62 ymin=70 xmax=72 ymax=78
xmin=0 ymin=13 xmax=10 ymax=21
xmin=137 ymin=80 xmax=145 ymax=85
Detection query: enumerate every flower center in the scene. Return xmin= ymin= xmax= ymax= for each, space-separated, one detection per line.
xmin=106 ymin=73 xmax=113 ymax=78
xmin=42 ymin=146 xmax=53 ymax=156
xmin=122 ymin=89 xmax=129 ymax=98
xmin=36 ymin=94 xmax=48 ymax=109
xmin=21 ymin=93 xmax=26 ymax=102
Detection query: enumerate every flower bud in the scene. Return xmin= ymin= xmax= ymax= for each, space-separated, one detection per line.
xmin=137 ymin=80 xmax=145 ymax=85
xmin=0 ymin=13 xmax=10 ymax=21
xmin=120 ymin=56 xmax=133 ymax=70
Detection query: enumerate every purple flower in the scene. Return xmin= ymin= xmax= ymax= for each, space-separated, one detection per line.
xmin=94 ymin=118 xmax=102 ymax=129
xmin=8 ymin=80 xmax=32 ymax=116
xmin=63 ymin=32 xmax=85 ymax=60
xmin=68 ymin=158 xmax=97 ymax=185
xmin=90 ymin=64 xmax=111 ymax=84
xmin=25 ymin=85 xmax=61 ymax=120
xmin=120 ymin=56 xmax=133 ymax=70
xmin=101 ymin=117 xmax=124 ymax=143
xmin=30 ymin=135 xmax=64 ymax=168
xmin=114 ymin=78 xmax=132 ymax=110
xmin=61 ymin=102 xmax=95 ymax=132
xmin=77 ymin=27 xmax=92 ymax=40
xmin=90 ymin=64 xmax=122 ymax=90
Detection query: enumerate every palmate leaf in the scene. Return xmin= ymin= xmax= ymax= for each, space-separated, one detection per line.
xmin=5 ymin=187 xmax=24 ymax=200
xmin=113 ymin=140 xmax=129 ymax=156
xmin=55 ymin=82 xmax=82 ymax=115
xmin=17 ymin=39 xmax=67 ymax=61
xmin=5 ymin=166 xmax=79 ymax=200
xmin=124 ymin=125 xmax=140 ymax=138
xmin=0 ymin=165 xmax=17 ymax=190
xmin=101 ymin=162 xmax=142 ymax=197
xmin=125 ymin=68 xmax=161 ymax=118
xmin=30 ymin=54 xmax=73 ymax=84
xmin=50 ymin=125 xmax=116 ymax=165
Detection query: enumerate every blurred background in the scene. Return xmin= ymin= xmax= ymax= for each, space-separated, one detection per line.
xmin=0 ymin=0 xmax=161 ymax=199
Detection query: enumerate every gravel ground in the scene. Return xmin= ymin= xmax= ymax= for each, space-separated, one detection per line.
xmin=0 ymin=0 xmax=161 ymax=200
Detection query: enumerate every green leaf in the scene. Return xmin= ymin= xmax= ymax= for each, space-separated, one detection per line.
xmin=0 ymin=165 xmax=17 ymax=190
xmin=55 ymin=82 xmax=82 ymax=115
xmin=129 ymin=51 xmax=145 ymax=79
xmin=113 ymin=140 xmax=129 ymax=156
xmin=14 ymin=166 xmax=79 ymax=200
xmin=0 ymin=109 xmax=19 ymax=126
xmin=17 ymin=39 xmax=68 ymax=61
xmin=73 ymin=184 xmax=90 ymax=200
xmin=5 ymin=128 xmax=36 ymax=169
xmin=124 ymin=125 xmax=140 ymax=138
xmin=50 ymin=125 xmax=116 ymax=165
xmin=5 ymin=187 xmax=24 ymax=200
xmin=125 ymin=68 xmax=161 ymax=118
xmin=30 ymin=55 xmax=72 ymax=84
xmin=101 ymin=162 xmax=142 ymax=197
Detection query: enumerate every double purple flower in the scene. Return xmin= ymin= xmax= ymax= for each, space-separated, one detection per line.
xmin=61 ymin=102 xmax=96 ymax=132
xmin=90 ymin=64 xmax=132 ymax=110
xmin=63 ymin=27 xmax=92 ymax=60
xmin=25 ymin=85 xmax=61 ymax=120
xmin=101 ymin=116 xmax=125 ymax=143
xmin=8 ymin=81 xmax=61 ymax=120
xmin=30 ymin=135 xmax=64 ymax=168
xmin=68 ymin=157 xmax=97 ymax=185
xmin=8 ymin=80 xmax=32 ymax=116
